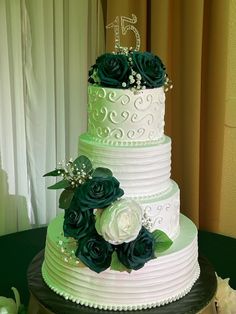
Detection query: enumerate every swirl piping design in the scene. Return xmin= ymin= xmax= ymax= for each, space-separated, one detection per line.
xmin=92 ymin=107 xmax=108 ymax=122
xmin=107 ymin=91 xmax=130 ymax=105
xmin=97 ymin=127 xmax=110 ymax=138
xmin=131 ymin=113 xmax=154 ymax=126
xmin=109 ymin=128 xmax=124 ymax=139
xmin=109 ymin=111 xmax=129 ymax=124
xmin=134 ymin=94 xmax=153 ymax=111
xmin=88 ymin=86 xmax=165 ymax=142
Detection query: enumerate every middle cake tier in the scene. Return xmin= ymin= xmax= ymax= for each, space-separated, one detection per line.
xmin=79 ymin=133 xmax=180 ymax=240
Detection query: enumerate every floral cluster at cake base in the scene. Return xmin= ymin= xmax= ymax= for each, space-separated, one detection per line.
xmin=215 ymin=275 xmax=236 ymax=314
xmin=44 ymin=155 xmax=173 ymax=273
xmin=0 ymin=287 xmax=27 ymax=314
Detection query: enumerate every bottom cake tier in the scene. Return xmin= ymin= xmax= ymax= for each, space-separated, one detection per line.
xmin=42 ymin=213 xmax=200 ymax=311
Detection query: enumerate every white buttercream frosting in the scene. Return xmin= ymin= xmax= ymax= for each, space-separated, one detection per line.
xmin=79 ymin=133 xmax=172 ymax=197
xmin=87 ymin=85 xmax=166 ymax=143
xmin=42 ymin=80 xmax=201 ymax=310
xmin=42 ymin=214 xmax=200 ymax=311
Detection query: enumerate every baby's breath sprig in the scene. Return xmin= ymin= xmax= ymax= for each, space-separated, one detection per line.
xmin=59 ymin=159 xmax=93 ymax=189
xmin=164 ymin=75 xmax=173 ymax=92
xmin=118 ymin=48 xmax=147 ymax=92
xmin=115 ymin=46 xmax=143 ymax=90
xmin=44 ymin=155 xmax=93 ymax=191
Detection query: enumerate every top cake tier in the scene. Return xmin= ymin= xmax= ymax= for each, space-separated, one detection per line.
xmin=87 ymin=50 xmax=170 ymax=144
xmin=87 ymin=86 xmax=165 ymax=144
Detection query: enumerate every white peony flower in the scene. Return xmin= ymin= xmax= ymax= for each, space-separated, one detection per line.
xmin=95 ymin=198 xmax=143 ymax=245
xmin=215 ymin=275 xmax=236 ymax=314
xmin=0 ymin=287 xmax=20 ymax=314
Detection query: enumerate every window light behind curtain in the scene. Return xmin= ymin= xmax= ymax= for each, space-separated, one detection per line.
xmin=0 ymin=0 xmax=105 ymax=235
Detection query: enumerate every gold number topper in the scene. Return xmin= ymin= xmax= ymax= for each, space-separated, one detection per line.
xmin=106 ymin=14 xmax=141 ymax=51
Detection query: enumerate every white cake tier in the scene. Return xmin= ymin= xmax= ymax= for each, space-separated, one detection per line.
xmin=42 ymin=214 xmax=200 ymax=311
xmin=87 ymin=85 xmax=165 ymax=143
xmin=79 ymin=133 xmax=172 ymax=197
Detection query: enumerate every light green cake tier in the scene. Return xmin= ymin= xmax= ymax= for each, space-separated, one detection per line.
xmin=42 ymin=214 xmax=200 ymax=311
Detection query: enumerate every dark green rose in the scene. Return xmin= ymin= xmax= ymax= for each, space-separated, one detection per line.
xmin=75 ymin=232 xmax=114 ymax=273
xmin=117 ymin=227 xmax=155 ymax=270
xmin=95 ymin=53 xmax=130 ymax=88
xmin=63 ymin=194 xmax=95 ymax=240
xmin=132 ymin=51 xmax=166 ymax=88
xmin=75 ymin=176 xmax=124 ymax=211
xmin=63 ymin=208 xmax=95 ymax=240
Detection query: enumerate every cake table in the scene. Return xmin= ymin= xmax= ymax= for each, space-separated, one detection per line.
xmin=27 ymin=251 xmax=217 ymax=314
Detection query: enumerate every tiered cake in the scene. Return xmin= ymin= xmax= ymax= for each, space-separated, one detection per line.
xmin=42 ymin=49 xmax=200 ymax=311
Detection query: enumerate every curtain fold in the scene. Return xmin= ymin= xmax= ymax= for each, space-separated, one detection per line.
xmin=200 ymin=0 xmax=229 ymax=233
xmin=105 ymin=0 xmax=236 ymax=238
xmin=0 ymin=0 xmax=105 ymax=235
xmin=0 ymin=0 xmax=30 ymax=235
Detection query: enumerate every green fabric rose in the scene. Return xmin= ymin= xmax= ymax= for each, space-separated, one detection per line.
xmin=75 ymin=232 xmax=114 ymax=273
xmin=132 ymin=51 xmax=166 ymax=88
xmin=95 ymin=199 xmax=142 ymax=245
xmin=74 ymin=176 xmax=124 ymax=211
xmin=63 ymin=205 xmax=95 ymax=240
xmin=90 ymin=53 xmax=130 ymax=88
xmin=117 ymin=227 xmax=155 ymax=270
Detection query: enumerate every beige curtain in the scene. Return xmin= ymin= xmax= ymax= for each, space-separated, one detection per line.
xmin=105 ymin=0 xmax=236 ymax=238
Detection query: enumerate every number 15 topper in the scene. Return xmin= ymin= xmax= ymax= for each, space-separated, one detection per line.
xmin=106 ymin=14 xmax=141 ymax=52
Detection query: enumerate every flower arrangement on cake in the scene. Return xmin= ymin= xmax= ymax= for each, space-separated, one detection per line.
xmin=44 ymin=155 xmax=173 ymax=273
xmin=88 ymin=47 xmax=172 ymax=92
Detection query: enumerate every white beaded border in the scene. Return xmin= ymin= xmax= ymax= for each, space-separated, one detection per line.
xmin=130 ymin=180 xmax=178 ymax=202
xmin=79 ymin=133 xmax=168 ymax=147
xmin=42 ymin=263 xmax=200 ymax=311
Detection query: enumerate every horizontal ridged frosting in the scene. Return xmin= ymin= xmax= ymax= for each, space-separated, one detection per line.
xmin=42 ymin=214 xmax=200 ymax=311
xmin=79 ymin=133 xmax=172 ymax=197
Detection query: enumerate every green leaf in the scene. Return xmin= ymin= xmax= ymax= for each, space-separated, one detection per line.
xmin=152 ymin=230 xmax=173 ymax=256
xmin=110 ymin=251 xmax=132 ymax=273
xmin=43 ymin=169 xmax=65 ymax=177
xmin=92 ymin=167 xmax=113 ymax=178
xmin=73 ymin=155 xmax=93 ymax=173
xmin=59 ymin=189 xmax=74 ymax=209
xmin=48 ymin=180 xmax=71 ymax=190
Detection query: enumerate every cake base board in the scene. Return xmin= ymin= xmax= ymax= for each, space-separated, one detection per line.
xmin=27 ymin=251 xmax=217 ymax=314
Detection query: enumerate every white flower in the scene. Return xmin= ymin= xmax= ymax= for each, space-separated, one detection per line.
xmin=95 ymin=198 xmax=143 ymax=245
xmin=215 ymin=275 xmax=236 ymax=314
xmin=0 ymin=287 xmax=20 ymax=314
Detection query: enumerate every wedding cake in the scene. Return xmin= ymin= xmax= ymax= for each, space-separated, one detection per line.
xmin=42 ymin=48 xmax=200 ymax=311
